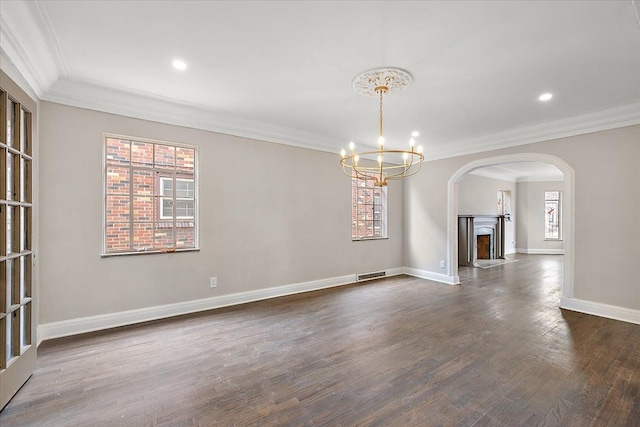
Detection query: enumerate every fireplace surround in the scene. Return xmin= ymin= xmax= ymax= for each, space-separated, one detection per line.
xmin=458 ymin=215 xmax=505 ymax=266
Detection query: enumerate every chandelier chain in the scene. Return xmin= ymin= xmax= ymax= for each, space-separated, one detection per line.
xmin=379 ymin=89 xmax=384 ymax=138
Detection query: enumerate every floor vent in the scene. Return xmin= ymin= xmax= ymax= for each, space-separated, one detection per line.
xmin=357 ymin=271 xmax=386 ymax=282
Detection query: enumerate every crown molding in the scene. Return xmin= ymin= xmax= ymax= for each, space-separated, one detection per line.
xmin=0 ymin=15 xmax=42 ymax=97
xmin=43 ymin=76 xmax=342 ymax=154
xmin=0 ymin=0 xmax=63 ymax=97
xmin=0 ymin=49 xmax=39 ymax=102
xmin=26 ymin=0 xmax=70 ymax=75
xmin=426 ymin=101 xmax=640 ymax=161
xmin=41 ymin=75 xmax=640 ymax=160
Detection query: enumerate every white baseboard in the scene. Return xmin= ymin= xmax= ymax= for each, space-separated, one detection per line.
xmin=403 ymin=267 xmax=460 ymax=285
xmin=38 ymin=268 xmax=405 ymax=344
xmin=505 ymin=248 xmax=517 ymax=255
xmin=37 ymin=268 xmax=639 ymax=344
xmin=560 ymin=297 xmax=640 ymax=325
xmin=516 ymin=248 xmax=564 ymax=255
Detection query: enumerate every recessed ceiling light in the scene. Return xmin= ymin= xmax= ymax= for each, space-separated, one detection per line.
xmin=411 ymin=131 xmax=420 ymax=137
xmin=538 ymin=93 xmax=553 ymax=101
xmin=172 ymin=59 xmax=187 ymax=71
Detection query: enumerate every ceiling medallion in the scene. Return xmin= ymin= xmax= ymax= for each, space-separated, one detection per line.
xmin=351 ymin=67 xmax=413 ymax=96
xmin=341 ymin=68 xmax=423 ymax=187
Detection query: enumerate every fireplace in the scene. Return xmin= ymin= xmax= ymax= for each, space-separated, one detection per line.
xmin=477 ymin=234 xmax=491 ymax=259
xmin=458 ymin=215 xmax=505 ymax=266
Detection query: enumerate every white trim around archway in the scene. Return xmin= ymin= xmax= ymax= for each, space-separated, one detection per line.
xmin=446 ymin=153 xmax=575 ymax=300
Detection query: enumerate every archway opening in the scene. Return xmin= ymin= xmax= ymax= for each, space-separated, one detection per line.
xmin=447 ymin=153 xmax=575 ymax=301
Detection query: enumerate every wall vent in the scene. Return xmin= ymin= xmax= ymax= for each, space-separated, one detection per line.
xmin=357 ymin=271 xmax=386 ymax=282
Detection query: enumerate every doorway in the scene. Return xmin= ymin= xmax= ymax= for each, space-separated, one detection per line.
xmin=447 ymin=153 xmax=575 ymax=301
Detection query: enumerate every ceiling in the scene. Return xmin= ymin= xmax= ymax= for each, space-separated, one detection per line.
xmin=1 ymin=1 xmax=640 ymax=159
xmin=468 ymin=161 xmax=564 ymax=182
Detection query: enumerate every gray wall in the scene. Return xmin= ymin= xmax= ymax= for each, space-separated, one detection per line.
xmin=404 ymin=124 xmax=640 ymax=311
xmin=457 ymin=174 xmax=517 ymax=254
xmin=516 ymin=180 xmax=564 ymax=253
xmin=39 ymin=102 xmax=404 ymax=323
xmin=30 ymin=99 xmax=640 ymax=321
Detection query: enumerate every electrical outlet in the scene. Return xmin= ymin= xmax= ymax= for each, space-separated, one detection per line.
xmin=209 ymin=277 xmax=217 ymax=288
xmin=440 ymin=260 xmax=445 ymax=269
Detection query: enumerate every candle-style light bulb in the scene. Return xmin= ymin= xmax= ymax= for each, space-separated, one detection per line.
xmin=378 ymin=136 xmax=385 ymax=146
xmin=340 ymin=148 xmax=346 ymax=158
xmin=417 ymin=145 xmax=423 ymax=154
xmin=409 ymin=138 xmax=415 ymax=152
xmin=354 ymin=155 xmax=359 ymax=165
xmin=403 ymin=152 xmax=409 ymax=165
xmin=378 ymin=154 xmax=382 ymax=165
xmin=349 ymin=141 xmax=355 ymax=154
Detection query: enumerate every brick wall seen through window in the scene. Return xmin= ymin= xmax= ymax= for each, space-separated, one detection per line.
xmin=104 ymin=135 xmax=197 ymax=254
xmin=352 ymin=175 xmax=387 ymax=239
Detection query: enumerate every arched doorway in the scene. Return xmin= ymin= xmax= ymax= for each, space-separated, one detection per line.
xmin=447 ymin=153 xmax=575 ymax=300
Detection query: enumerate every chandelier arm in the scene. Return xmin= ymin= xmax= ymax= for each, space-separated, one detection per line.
xmin=380 ymin=153 xmax=423 ymax=180
xmin=342 ymin=152 xmax=422 ymax=175
xmin=345 ymin=162 xmax=379 ymax=181
xmin=403 ymin=156 xmax=415 ymax=177
xmin=385 ymin=155 xmax=424 ymax=181
xmin=355 ymin=169 xmax=376 ymax=181
xmin=341 ymin=163 xmax=355 ymax=179
xmin=405 ymin=154 xmax=420 ymax=175
xmin=406 ymin=157 xmax=414 ymax=176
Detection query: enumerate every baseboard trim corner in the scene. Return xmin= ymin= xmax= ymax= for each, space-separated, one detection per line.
xmin=403 ymin=267 xmax=460 ymax=285
xmin=560 ymin=297 xmax=640 ymax=325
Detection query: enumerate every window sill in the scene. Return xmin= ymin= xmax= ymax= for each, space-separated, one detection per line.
xmin=352 ymin=237 xmax=389 ymax=242
xmin=156 ymin=221 xmax=195 ymax=228
xmin=101 ymin=247 xmax=200 ymax=258
xmin=544 ymin=239 xmax=563 ymax=242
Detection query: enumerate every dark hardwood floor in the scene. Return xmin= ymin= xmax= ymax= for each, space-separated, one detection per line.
xmin=2 ymin=254 xmax=639 ymax=426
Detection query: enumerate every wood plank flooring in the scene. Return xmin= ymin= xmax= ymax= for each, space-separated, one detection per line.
xmin=1 ymin=254 xmax=639 ymax=426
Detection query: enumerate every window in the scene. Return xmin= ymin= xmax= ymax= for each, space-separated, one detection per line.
xmin=103 ymin=135 xmax=197 ymax=254
xmin=497 ymin=189 xmax=512 ymax=221
xmin=544 ymin=191 xmax=561 ymax=240
xmin=351 ymin=175 xmax=387 ymax=240
xmin=160 ymin=177 xmax=195 ymax=219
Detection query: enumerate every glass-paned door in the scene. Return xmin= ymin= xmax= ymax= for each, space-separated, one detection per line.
xmin=1 ymin=72 xmax=36 ymax=410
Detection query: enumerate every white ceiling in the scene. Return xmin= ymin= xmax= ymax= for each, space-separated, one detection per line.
xmin=468 ymin=161 xmax=564 ymax=182
xmin=2 ymin=1 xmax=640 ymax=158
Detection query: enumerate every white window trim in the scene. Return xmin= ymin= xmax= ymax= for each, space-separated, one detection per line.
xmin=159 ymin=177 xmax=195 ymax=220
xmin=102 ymin=132 xmax=199 ymax=256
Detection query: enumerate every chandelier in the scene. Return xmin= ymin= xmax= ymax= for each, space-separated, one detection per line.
xmin=340 ymin=68 xmax=424 ymax=187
